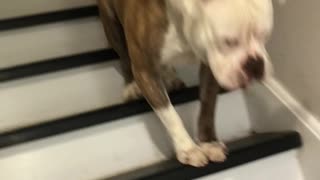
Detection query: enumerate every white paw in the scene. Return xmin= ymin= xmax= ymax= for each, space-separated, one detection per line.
xmin=199 ymin=142 xmax=227 ymax=162
xmin=176 ymin=146 xmax=209 ymax=167
xmin=122 ymin=82 xmax=141 ymax=101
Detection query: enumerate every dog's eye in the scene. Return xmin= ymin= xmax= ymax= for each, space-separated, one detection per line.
xmin=224 ymin=38 xmax=239 ymax=48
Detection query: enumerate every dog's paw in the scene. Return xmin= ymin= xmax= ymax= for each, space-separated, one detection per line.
xmin=199 ymin=142 xmax=227 ymax=163
xmin=123 ymin=82 xmax=141 ymax=101
xmin=176 ymin=146 xmax=208 ymax=167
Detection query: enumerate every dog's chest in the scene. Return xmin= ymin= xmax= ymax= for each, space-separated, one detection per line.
xmin=160 ymin=24 xmax=198 ymax=65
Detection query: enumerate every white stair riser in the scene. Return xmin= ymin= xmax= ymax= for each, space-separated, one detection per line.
xmin=0 ymin=0 xmax=95 ymax=20
xmin=0 ymin=62 xmax=199 ymax=132
xmin=198 ymin=150 xmax=304 ymax=180
xmin=0 ymin=93 xmax=251 ymax=180
xmin=0 ymin=17 xmax=107 ymax=68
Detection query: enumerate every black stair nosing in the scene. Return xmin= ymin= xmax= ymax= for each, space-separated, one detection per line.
xmin=0 ymin=49 xmax=119 ymax=82
xmin=0 ymin=86 xmax=200 ymax=149
xmin=0 ymin=6 xmax=98 ymax=31
xmin=108 ymin=131 xmax=302 ymax=180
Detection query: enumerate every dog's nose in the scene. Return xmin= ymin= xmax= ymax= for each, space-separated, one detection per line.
xmin=243 ymin=56 xmax=265 ymax=80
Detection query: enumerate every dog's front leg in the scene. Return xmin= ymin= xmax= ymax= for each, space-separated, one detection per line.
xmin=198 ymin=64 xmax=227 ymax=162
xmin=130 ymin=51 xmax=208 ymax=167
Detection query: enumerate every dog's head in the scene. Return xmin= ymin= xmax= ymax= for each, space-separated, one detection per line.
xmin=175 ymin=0 xmax=275 ymax=90
xmin=204 ymin=0 xmax=274 ymax=90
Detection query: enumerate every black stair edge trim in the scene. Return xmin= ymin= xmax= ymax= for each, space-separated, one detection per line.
xmin=0 ymin=86 xmax=202 ymax=149
xmin=0 ymin=6 xmax=98 ymax=31
xmin=108 ymin=131 xmax=302 ymax=180
xmin=0 ymin=49 xmax=119 ymax=82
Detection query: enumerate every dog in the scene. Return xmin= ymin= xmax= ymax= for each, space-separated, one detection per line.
xmin=97 ymin=0 xmax=275 ymax=167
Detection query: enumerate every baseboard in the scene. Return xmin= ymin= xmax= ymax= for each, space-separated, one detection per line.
xmin=263 ymin=78 xmax=320 ymax=140
xmin=244 ymin=78 xmax=320 ymax=180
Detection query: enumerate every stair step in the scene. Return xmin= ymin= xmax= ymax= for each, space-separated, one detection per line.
xmin=0 ymin=1 xmax=95 ymax=20
xmin=0 ymin=61 xmax=122 ymax=132
xmin=108 ymin=132 xmax=302 ymax=180
xmin=0 ymin=58 xmax=201 ymax=132
xmin=0 ymin=91 xmax=251 ymax=180
xmin=0 ymin=5 xmax=98 ymax=31
xmin=0 ymin=17 xmax=106 ymax=69
xmin=199 ymin=150 xmax=303 ymax=180
xmin=0 ymin=49 xmax=118 ymax=82
xmin=0 ymin=86 xmax=246 ymax=148
xmin=0 ymin=87 xmax=198 ymax=148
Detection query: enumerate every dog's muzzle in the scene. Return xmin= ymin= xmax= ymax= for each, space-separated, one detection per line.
xmin=243 ymin=56 xmax=265 ymax=80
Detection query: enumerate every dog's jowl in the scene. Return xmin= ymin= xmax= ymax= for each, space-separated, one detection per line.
xmin=97 ymin=0 xmax=275 ymax=167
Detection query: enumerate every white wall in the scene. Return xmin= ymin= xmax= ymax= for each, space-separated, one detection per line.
xmin=244 ymin=2 xmax=320 ymax=179
xmin=268 ymin=0 xmax=320 ymax=119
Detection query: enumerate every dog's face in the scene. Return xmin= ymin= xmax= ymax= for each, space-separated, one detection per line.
xmin=195 ymin=0 xmax=274 ymax=90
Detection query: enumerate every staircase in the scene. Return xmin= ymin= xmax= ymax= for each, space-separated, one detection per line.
xmin=0 ymin=2 xmax=304 ymax=180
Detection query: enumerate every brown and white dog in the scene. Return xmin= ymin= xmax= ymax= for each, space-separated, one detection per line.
xmin=97 ymin=0 xmax=275 ymax=167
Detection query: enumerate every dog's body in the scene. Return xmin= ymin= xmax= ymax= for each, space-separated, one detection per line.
xmin=97 ymin=0 xmax=275 ymax=167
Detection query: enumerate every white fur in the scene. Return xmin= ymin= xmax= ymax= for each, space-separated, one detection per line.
xmin=155 ymin=105 xmax=195 ymax=151
xmin=155 ymin=105 xmax=208 ymax=167
xmin=162 ymin=0 xmax=275 ymax=90
xmin=155 ymin=105 xmax=228 ymax=166
xmin=161 ymin=24 xmax=199 ymax=65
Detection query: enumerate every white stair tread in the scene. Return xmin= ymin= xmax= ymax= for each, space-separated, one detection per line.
xmin=199 ymin=150 xmax=304 ymax=180
xmin=0 ymin=92 xmax=251 ymax=180
xmin=0 ymin=0 xmax=95 ymax=20
xmin=0 ymin=17 xmax=107 ymax=69
xmin=0 ymin=61 xmax=199 ymax=132
xmin=0 ymin=62 xmax=122 ymax=132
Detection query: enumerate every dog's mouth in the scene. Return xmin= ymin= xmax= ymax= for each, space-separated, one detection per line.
xmin=208 ymin=57 xmax=268 ymax=91
xmin=234 ymin=59 xmax=266 ymax=89
xmin=218 ymin=68 xmax=266 ymax=91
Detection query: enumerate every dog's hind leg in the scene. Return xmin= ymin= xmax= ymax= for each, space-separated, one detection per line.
xmin=97 ymin=0 xmax=141 ymax=101
xmin=160 ymin=65 xmax=186 ymax=92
